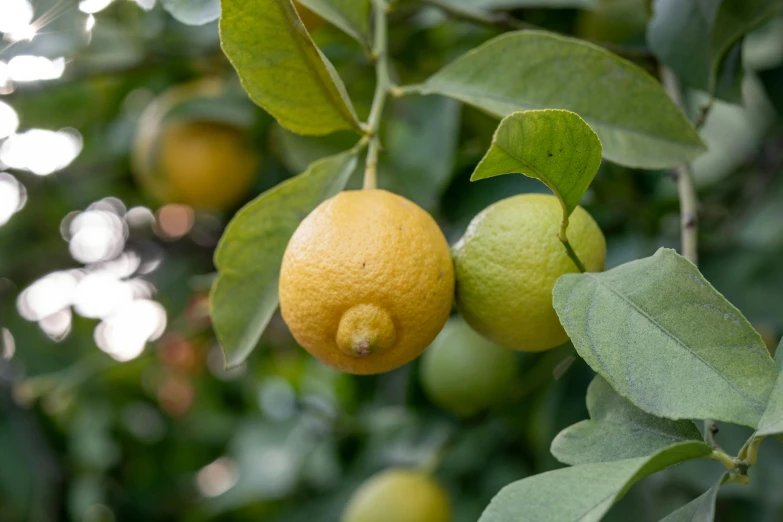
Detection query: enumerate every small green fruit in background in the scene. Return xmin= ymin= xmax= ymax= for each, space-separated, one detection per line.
xmin=420 ymin=319 xmax=518 ymax=417
xmin=452 ymin=193 xmax=606 ymax=352
xmin=342 ymin=468 xmax=451 ymax=522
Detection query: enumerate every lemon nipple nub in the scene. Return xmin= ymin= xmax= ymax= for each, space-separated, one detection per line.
xmin=336 ymin=304 xmax=396 ymax=358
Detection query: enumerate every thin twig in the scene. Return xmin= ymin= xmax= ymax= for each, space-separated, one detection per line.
xmin=363 ymin=0 xmax=393 ymax=190
xmin=661 ymin=66 xmax=699 ymax=266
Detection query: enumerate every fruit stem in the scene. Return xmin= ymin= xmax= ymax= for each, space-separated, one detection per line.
xmin=363 ymin=0 xmax=392 ymax=190
xmin=558 ymin=219 xmax=586 ymax=273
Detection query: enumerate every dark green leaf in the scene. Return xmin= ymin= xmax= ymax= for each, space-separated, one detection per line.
xmin=471 ymin=110 xmax=602 ymax=217
xmin=386 ymin=96 xmax=461 ymax=211
xmin=647 ymin=0 xmax=783 ymax=100
xmin=553 ymin=248 xmax=778 ymax=428
xmin=776 ymin=337 xmax=783 ymax=370
xmin=658 ymin=474 xmax=725 ymax=522
xmin=478 ymin=442 xmax=712 ymax=522
xmin=552 ymin=376 xmax=704 ymax=465
xmin=296 ymin=0 xmax=370 ymax=44
xmin=713 ymin=40 xmax=744 ymax=104
xmin=759 ymin=64 xmax=783 ymax=115
xmin=420 ymin=31 xmax=705 ymax=169
xmin=211 ymin=149 xmax=359 ymax=367
xmin=161 ymin=0 xmax=220 ymax=25
xmin=220 ymin=0 xmax=362 ymax=135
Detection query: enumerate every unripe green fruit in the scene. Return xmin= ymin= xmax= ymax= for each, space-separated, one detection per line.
xmin=453 ymin=194 xmax=605 ymax=352
xmin=420 ymin=319 xmax=518 ymax=417
xmin=342 ymin=469 xmax=451 ymax=522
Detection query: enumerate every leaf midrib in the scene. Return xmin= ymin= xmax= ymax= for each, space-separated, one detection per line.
xmin=423 ymin=85 xmax=703 ymax=151
xmin=596 ymin=419 xmax=694 ymax=442
xmin=586 ymin=273 xmax=766 ymax=414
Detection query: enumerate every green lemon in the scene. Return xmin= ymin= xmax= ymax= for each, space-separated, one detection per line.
xmin=420 ymin=319 xmax=518 ymax=417
xmin=453 ymin=193 xmax=606 ymax=352
xmin=342 ymin=469 xmax=451 ymax=522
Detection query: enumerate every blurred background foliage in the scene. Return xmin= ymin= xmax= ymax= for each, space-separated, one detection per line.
xmin=0 ymin=0 xmax=782 ymax=521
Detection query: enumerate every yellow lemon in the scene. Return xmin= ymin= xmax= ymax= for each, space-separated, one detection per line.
xmin=157 ymin=120 xmax=258 ymax=211
xmin=279 ymin=189 xmax=454 ymax=375
xmin=453 ymin=193 xmax=605 ymax=352
xmin=133 ymin=79 xmax=259 ymax=212
xmin=342 ymin=469 xmax=451 ymax=522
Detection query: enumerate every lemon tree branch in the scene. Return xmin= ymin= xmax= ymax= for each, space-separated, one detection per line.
xmin=363 ymin=0 xmax=392 ymax=190
xmin=660 ymin=66 xmax=699 ymax=266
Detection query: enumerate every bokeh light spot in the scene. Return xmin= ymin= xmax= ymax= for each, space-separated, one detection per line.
xmin=1 ymin=328 xmax=15 ymax=360
xmin=7 ymin=56 xmax=65 ymax=82
xmin=196 ymin=457 xmax=238 ymax=498
xmin=83 ymin=504 xmax=115 ymax=522
xmin=39 ymin=308 xmax=73 ymax=341
xmin=95 ymin=299 xmax=167 ymax=362
xmin=17 ymin=271 xmax=80 ymax=321
xmin=73 ymin=271 xmax=135 ymax=319
xmin=0 ymin=0 xmax=34 ymax=36
xmin=0 ymin=128 xmax=82 ymax=176
xmin=0 ymin=172 xmax=27 ymax=226
xmin=79 ymin=0 xmax=114 ymax=14
xmin=156 ymin=204 xmax=195 ymax=240
xmin=0 ymin=101 xmax=20 ymax=139
xmin=68 ymin=209 xmax=128 ymax=264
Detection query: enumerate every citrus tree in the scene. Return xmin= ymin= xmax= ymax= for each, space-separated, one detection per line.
xmin=1 ymin=0 xmax=783 ymax=521
xmin=209 ymin=0 xmax=783 ymax=519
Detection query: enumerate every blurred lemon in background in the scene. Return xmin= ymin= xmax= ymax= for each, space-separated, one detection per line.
xmin=342 ymin=468 xmax=451 ymax=522
xmin=421 ymin=318 xmax=518 ymax=417
xmin=133 ymin=79 xmax=259 ymax=212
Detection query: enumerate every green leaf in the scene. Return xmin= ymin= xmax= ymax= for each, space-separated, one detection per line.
xmin=446 ymin=0 xmax=595 ymax=8
xmin=775 ymin=337 xmax=783 ymax=370
xmin=478 ymin=442 xmax=711 ymax=522
xmin=552 ymin=376 xmax=704 ymax=465
xmin=420 ymin=30 xmax=705 ymax=169
xmin=296 ymin=0 xmax=370 ymax=45
xmin=386 ymin=96 xmax=461 ymax=211
xmin=647 ymin=0 xmax=783 ymax=100
xmin=713 ymin=40 xmax=744 ymax=104
xmin=161 ymin=0 xmax=220 ymax=25
xmin=220 ymin=0 xmax=362 ymax=136
xmin=658 ymin=475 xmax=724 ymax=522
xmin=271 ymin=125 xmax=359 ymax=174
xmin=471 ymin=110 xmax=602 ymax=217
xmin=210 ymin=150 xmax=359 ymax=367
xmin=758 ymin=371 xmax=783 ymax=437
xmin=553 ymin=248 xmax=778 ymax=428
xmin=759 ymin=64 xmax=783 ymax=115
